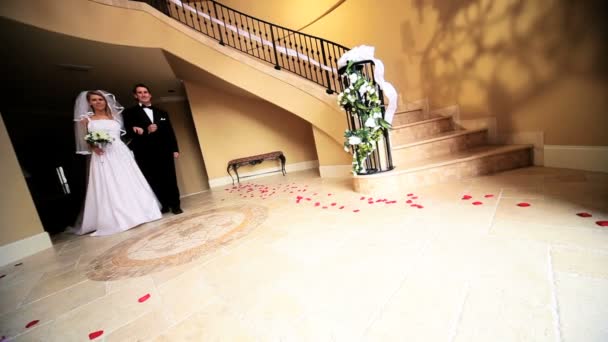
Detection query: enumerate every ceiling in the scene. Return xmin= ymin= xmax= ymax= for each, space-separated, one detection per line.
xmin=0 ymin=17 xmax=185 ymax=116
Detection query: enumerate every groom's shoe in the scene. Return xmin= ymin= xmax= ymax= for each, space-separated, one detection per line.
xmin=161 ymin=206 xmax=170 ymax=214
xmin=172 ymin=207 xmax=183 ymax=215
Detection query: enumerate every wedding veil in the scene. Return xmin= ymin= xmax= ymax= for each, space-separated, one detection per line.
xmin=73 ymin=90 xmax=125 ymax=155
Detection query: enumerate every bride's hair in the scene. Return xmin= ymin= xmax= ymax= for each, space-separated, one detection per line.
xmin=86 ymin=90 xmax=113 ymax=117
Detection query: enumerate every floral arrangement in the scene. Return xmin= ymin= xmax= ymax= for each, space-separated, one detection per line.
xmin=337 ymin=61 xmax=391 ymax=174
xmin=85 ymin=131 xmax=113 ymax=149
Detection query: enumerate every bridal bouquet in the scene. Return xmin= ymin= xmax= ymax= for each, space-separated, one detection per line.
xmin=85 ymin=131 xmax=113 ymax=149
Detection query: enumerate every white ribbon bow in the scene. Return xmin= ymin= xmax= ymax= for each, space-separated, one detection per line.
xmin=337 ymin=45 xmax=398 ymax=124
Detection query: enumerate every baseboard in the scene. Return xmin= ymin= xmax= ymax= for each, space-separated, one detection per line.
xmin=0 ymin=232 xmax=52 ymax=267
xmin=208 ymin=160 xmax=319 ymax=187
xmin=544 ymin=145 xmax=608 ymax=173
xmin=180 ymin=189 xmax=209 ymax=198
xmin=319 ymin=165 xmax=352 ymax=178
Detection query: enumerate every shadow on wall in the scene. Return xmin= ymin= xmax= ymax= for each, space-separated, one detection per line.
xmin=409 ymin=0 xmax=608 ymax=132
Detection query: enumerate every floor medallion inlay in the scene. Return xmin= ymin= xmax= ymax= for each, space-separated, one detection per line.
xmin=86 ymin=204 xmax=267 ymax=280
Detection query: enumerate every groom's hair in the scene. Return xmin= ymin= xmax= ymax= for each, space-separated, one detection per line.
xmin=132 ymin=83 xmax=150 ymax=94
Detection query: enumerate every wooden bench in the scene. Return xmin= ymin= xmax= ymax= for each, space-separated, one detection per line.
xmin=227 ymin=151 xmax=286 ymax=184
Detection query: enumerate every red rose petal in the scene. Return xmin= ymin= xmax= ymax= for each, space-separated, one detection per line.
xmin=407 ymin=193 xmax=413 ymax=197
xmin=596 ymin=221 xmax=608 ymax=227
xmin=306 ymin=198 xmax=311 ymax=201
xmin=89 ymin=330 xmax=104 ymax=340
xmin=328 ymin=193 xmax=332 ymax=196
xmin=406 ymin=200 xmax=412 ymax=204
xmin=360 ymin=197 xmax=366 ymax=200
xmin=484 ymin=194 xmax=494 ymax=198
xmin=461 ymin=195 xmax=472 ymax=200
xmin=410 ymin=204 xmax=418 ymax=207
xmin=314 ymin=202 xmax=320 ymax=207
xmin=138 ymin=293 xmax=151 ymax=303
xmin=576 ymin=212 xmax=592 ymax=218
xmin=353 ymin=209 xmax=360 ymax=212
xmin=517 ymin=202 xmax=531 ymax=207
xmin=25 ymin=320 xmax=39 ymax=329
xmin=416 ymin=205 xmax=424 ymax=208
xmin=331 ymin=203 xmax=336 ymax=206
xmin=322 ymin=206 xmax=328 ymax=209
xmin=339 ymin=206 xmax=345 ymax=209
xmin=472 ymin=201 xmax=483 ymax=205
xmin=411 ymin=196 xmax=418 ymax=200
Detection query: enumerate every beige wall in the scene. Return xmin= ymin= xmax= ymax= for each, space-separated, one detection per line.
xmin=312 ymin=127 xmax=351 ymax=165
xmin=184 ymin=81 xmax=318 ymax=179
xmin=300 ymin=0 xmax=608 ymax=146
xmin=154 ymin=100 xmax=209 ymax=195
xmin=224 ymin=0 xmax=608 ymax=146
xmin=219 ymin=0 xmax=341 ymax=30
xmin=0 ymin=114 xmax=44 ymax=246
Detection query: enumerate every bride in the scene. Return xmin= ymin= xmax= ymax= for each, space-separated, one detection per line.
xmin=70 ymin=90 xmax=162 ymax=236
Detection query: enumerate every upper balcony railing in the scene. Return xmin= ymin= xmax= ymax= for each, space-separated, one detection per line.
xmin=135 ymin=0 xmax=349 ymax=94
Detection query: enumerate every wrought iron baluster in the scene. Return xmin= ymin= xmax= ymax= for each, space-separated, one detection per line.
xmin=269 ymin=26 xmax=281 ymax=70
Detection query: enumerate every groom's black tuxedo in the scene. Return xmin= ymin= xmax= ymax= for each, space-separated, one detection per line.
xmin=124 ymin=104 xmax=181 ymax=211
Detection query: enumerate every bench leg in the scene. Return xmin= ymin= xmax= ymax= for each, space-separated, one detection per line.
xmin=227 ymin=164 xmax=235 ymax=185
xmin=233 ymin=165 xmax=241 ymax=184
xmin=279 ymin=154 xmax=287 ymax=176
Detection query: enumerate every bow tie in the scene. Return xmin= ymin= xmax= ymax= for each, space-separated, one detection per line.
xmin=141 ymin=104 xmax=152 ymax=109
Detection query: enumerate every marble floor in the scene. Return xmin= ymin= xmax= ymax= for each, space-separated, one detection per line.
xmin=1 ymin=167 xmax=607 ymax=341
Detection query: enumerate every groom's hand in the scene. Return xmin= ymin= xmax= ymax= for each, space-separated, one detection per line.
xmin=133 ymin=127 xmax=144 ymax=135
xmin=147 ymin=124 xmax=158 ymax=134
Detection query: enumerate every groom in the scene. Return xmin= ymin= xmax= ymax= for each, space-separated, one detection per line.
xmin=124 ymin=83 xmax=183 ymax=215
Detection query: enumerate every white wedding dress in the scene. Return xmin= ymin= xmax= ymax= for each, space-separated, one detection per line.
xmin=71 ymin=119 xmax=162 ymax=236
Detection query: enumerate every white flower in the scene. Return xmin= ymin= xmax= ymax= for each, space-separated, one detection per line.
xmin=348 ymin=136 xmax=362 ymax=145
xmin=348 ymin=73 xmax=359 ymax=84
xmin=358 ymin=85 xmax=368 ymax=97
xmin=372 ymin=111 xmax=382 ymax=119
xmin=364 ymin=117 xmax=377 ymax=128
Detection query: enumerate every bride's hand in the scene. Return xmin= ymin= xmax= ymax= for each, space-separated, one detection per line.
xmin=93 ymin=147 xmax=105 ymax=155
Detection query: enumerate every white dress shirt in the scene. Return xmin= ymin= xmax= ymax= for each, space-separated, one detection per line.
xmin=140 ymin=103 xmax=154 ymax=123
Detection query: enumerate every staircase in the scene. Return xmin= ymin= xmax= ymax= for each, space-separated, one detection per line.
xmin=353 ymin=106 xmax=533 ymax=193
xmin=145 ymin=0 xmax=533 ymax=191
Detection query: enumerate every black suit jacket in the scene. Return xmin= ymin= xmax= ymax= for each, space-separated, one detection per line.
xmin=123 ymin=105 xmax=179 ymax=156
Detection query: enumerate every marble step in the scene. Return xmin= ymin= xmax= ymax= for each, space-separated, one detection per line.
xmin=391 ymin=108 xmax=427 ymax=126
xmin=354 ymin=144 xmax=533 ymax=193
xmin=390 ymin=116 xmax=453 ymax=146
xmin=391 ymin=128 xmax=488 ymax=164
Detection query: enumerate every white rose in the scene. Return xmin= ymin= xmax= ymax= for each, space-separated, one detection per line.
xmin=373 ymin=111 xmax=382 ymax=119
xmin=364 ymin=117 xmax=377 ymax=128
xmin=348 ymin=73 xmax=359 ymax=84
xmin=348 ymin=136 xmax=362 ymax=145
